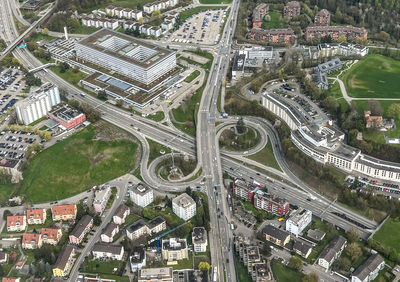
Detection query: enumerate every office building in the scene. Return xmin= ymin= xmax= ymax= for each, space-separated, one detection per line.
xmin=172 ymin=193 xmax=196 ymax=221
xmin=161 ymin=238 xmax=188 ymax=262
xmin=286 ymin=208 xmax=312 ymax=237
xmin=49 ymin=104 xmax=86 ymax=130
xmin=138 ymin=267 xmax=173 ymax=282
xmin=130 ymin=183 xmax=154 ymax=207
xmin=231 ymin=53 xmax=246 ymax=80
xmin=318 ymin=235 xmax=347 ymax=270
xmin=284 ymin=1 xmax=300 ymax=20
xmin=93 ymin=187 xmax=111 ymax=214
xmin=192 ymin=227 xmax=207 ymax=253
xmin=15 ymin=83 xmax=60 ymax=125
xmin=351 ymin=254 xmax=385 ymax=282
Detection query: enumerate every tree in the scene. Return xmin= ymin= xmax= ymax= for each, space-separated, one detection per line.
xmin=68 ymin=99 xmax=80 ymax=109
xmin=336 ymin=257 xmax=351 ymax=271
xmin=288 ymin=256 xmax=303 ymax=271
xmin=302 ymin=273 xmax=319 ymax=282
xmin=198 ymin=261 xmax=210 ymax=271
xmin=367 ymin=100 xmax=383 ymax=116
xmin=116 ymin=99 xmax=124 ymax=107
xmin=337 ymin=35 xmax=347 ymax=43
xmin=42 ymin=27 xmax=49 ymax=35
xmin=387 ymin=103 xmax=400 ymax=119
xmin=27 ymin=41 xmax=38 ymax=52
xmin=346 ymin=242 xmax=362 ymax=261
xmin=59 ymin=62 xmax=70 ymax=73
xmin=97 ymin=90 xmax=107 ymax=100
xmin=40 ymin=131 xmax=52 ymax=141
xmin=236 ymin=117 xmax=246 ymax=134
xmin=93 ymin=214 xmax=102 ymax=226
xmin=323 ymin=96 xmax=339 ymax=112
xmin=348 ymin=227 xmax=360 ymax=242
xmin=2 ymin=209 xmax=11 ymax=220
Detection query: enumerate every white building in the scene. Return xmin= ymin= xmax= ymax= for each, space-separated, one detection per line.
xmin=192 ymin=227 xmax=207 ymax=253
xmin=101 ymin=222 xmax=119 ymax=243
xmin=172 ymin=193 xmax=196 ymax=221
xmin=351 ymin=254 xmax=385 ymax=282
xmin=130 ymin=183 xmax=154 ymax=207
xmin=93 ymin=187 xmax=111 ymax=214
xmin=161 ymin=238 xmax=188 ymax=261
xmin=92 ymin=243 xmax=124 ymax=260
xmin=15 ymin=83 xmax=60 ymax=125
xmin=285 ymin=208 xmax=312 ymax=237
xmin=130 ymin=246 xmax=146 ymax=272
xmin=318 ymin=235 xmax=347 ymax=270
xmin=138 ymin=267 xmax=173 ymax=282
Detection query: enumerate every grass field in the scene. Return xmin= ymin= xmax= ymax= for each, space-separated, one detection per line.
xmin=19 ymin=124 xmax=138 ymax=203
xmin=271 ymin=261 xmax=303 ymax=282
xmin=262 ymin=11 xmax=287 ymax=29
xmin=234 ymin=254 xmax=252 ymax=282
xmin=84 ymin=259 xmax=124 ymax=275
xmin=247 ymin=138 xmax=282 ymax=171
xmin=200 ymin=0 xmax=232 ymax=4
xmin=219 ymin=127 xmax=261 ymax=151
xmin=50 ymin=65 xmax=87 ymax=85
xmin=343 ymin=55 xmax=400 ymax=98
xmin=146 ymin=111 xmax=165 ymax=122
xmin=184 ymin=70 xmax=201 ymax=83
xmin=0 ymin=183 xmax=15 ymax=205
xmin=373 ymin=217 xmax=400 ymax=251
xmin=147 ymin=138 xmax=172 ymax=167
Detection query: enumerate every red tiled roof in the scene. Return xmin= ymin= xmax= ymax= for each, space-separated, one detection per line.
xmin=27 ymin=209 xmax=45 ymax=220
xmin=41 ymin=228 xmax=61 ymax=241
xmin=22 ymin=233 xmax=41 ymax=245
xmin=7 ymin=215 xmax=25 ymax=227
xmin=52 ymin=205 xmax=76 ymax=216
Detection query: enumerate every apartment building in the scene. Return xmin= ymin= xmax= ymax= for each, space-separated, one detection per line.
xmin=105 ymin=6 xmax=143 ymax=20
xmin=0 ymin=251 xmax=8 ymax=264
xmin=305 ymin=25 xmax=368 ymax=41
xmin=41 ymin=227 xmax=62 ymax=245
xmin=314 ymin=9 xmax=330 ymax=26
xmin=138 ymin=267 xmax=173 ymax=282
xmin=146 ymin=216 xmax=167 ymax=234
xmin=293 ymin=241 xmax=313 ymax=258
xmin=69 ymin=215 xmax=93 ymax=245
xmin=192 ymin=227 xmax=207 ymax=253
xmin=26 ymin=209 xmax=46 ymax=225
xmin=93 ymin=187 xmax=111 ymax=214
xmin=172 ymin=193 xmax=196 ymax=221
xmin=286 ymin=208 xmax=312 ymax=237
xmin=113 ymin=204 xmax=130 ymax=225
xmin=92 ymin=243 xmax=124 ymax=260
xmin=351 ymin=254 xmax=385 ymax=282
xmin=130 ymin=183 xmax=154 ymax=207
xmin=130 ymin=246 xmax=146 ymax=272
xmin=7 ymin=215 xmax=26 ymax=232
xmin=81 ymin=17 xmax=119 ymax=30
xmin=162 ymin=238 xmax=188 ymax=262
xmin=232 ymin=178 xmax=259 ymax=201
xmin=284 ymin=1 xmax=300 ymax=20
xmin=15 ymin=83 xmax=61 ymax=125
xmin=318 ymin=235 xmax=347 ymax=270
xmin=249 ymin=28 xmax=295 ymax=44
xmin=262 ymin=225 xmax=290 ymax=247
xmin=52 ymin=205 xmax=77 ymax=221
xmin=48 ymin=104 xmax=86 ymax=130
xmin=101 ymin=222 xmax=119 ymax=243
xmin=126 ymin=217 xmax=167 ymax=240
xmin=253 ymin=190 xmax=290 ymax=216
xmin=52 ymin=245 xmax=76 ymax=277
xmin=22 ymin=233 xmax=42 ymax=249
xmin=252 ymin=3 xmax=268 ymax=28
xmin=143 ymin=0 xmax=179 ymax=14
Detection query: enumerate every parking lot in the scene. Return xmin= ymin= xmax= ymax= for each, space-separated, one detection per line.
xmin=168 ymin=8 xmax=227 ymax=45
xmin=0 ymin=131 xmax=42 ymax=161
xmin=0 ymin=67 xmax=26 ymax=114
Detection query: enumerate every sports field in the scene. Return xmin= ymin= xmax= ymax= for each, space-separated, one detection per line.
xmin=343 ymin=55 xmax=400 ymax=98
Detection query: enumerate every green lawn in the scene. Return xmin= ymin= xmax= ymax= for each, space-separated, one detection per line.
xmin=19 ymin=124 xmax=139 ymax=203
xmin=234 ymin=254 xmax=252 ymax=282
xmin=199 ymin=0 xmax=232 ymax=4
xmin=143 ymin=206 xmax=184 ymax=228
xmin=147 ymin=111 xmax=165 ymax=122
xmin=342 ymin=54 xmax=400 ymax=98
xmin=147 ymin=138 xmax=172 ymax=167
xmin=169 ymin=252 xmax=194 ymax=270
xmin=219 ymin=127 xmax=261 ymax=151
xmin=271 ymin=261 xmax=303 ymax=282
xmin=50 ymin=65 xmax=87 ymax=85
xmin=262 ymin=11 xmax=287 ymax=29
xmin=247 ymin=138 xmax=282 ymax=171
xmin=0 ymin=183 xmax=15 ymax=205
xmin=239 ymin=198 xmax=275 ymax=221
xmin=30 ymin=33 xmax=56 ymax=42
xmin=84 ymin=259 xmax=124 ymax=275
xmin=373 ymin=217 xmax=400 ymax=251
xmin=184 ymin=70 xmax=201 ymax=83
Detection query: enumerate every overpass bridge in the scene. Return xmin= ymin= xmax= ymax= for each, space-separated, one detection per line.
xmin=27 ymin=63 xmax=56 ymax=73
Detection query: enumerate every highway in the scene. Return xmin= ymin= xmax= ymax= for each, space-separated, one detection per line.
xmin=1 ymin=0 xmax=380 ymax=280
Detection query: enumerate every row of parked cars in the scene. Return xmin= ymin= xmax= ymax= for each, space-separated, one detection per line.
xmin=0 ymin=68 xmax=20 ymax=91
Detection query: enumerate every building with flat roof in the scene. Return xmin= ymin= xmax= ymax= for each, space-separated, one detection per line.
xmin=15 ymin=83 xmax=60 ymax=125
xmin=138 ymin=267 xmax=173 ymax=282
xmin=351 ymin=253 xmax=385 ymax=282
xmin=305 ymin=25 xmax=367 ymax=41
xmin=75 ymin=29 xmax=176 ymax=86
xmin=314 ymin=9 xmax=330 ymax=26
xmin=49 ymin=104 xmax=86 ymax=130
xmin=161 ymin=238 xmax=188 ymax=262
xmin=130 ymin=183 xmax=154 ymax=207
xmin=232 ymin=54 xmax=246 ymax=80
xmin=284 ymin=1 xmax=300 ymax=20
xmin=192 ymin=227 xmax=207 ymax=253
xmin=253 ymin=190 xmax=290 ymax=216
xmin=249 ymin=28 xmax=295 ymax=44
xmin=252 ymin=4 xmax=268 ymax=28
xmin=286 ymin=208 xmax=312 ymax=237
xmin=172 ymin=193 xmax=196 ymax=221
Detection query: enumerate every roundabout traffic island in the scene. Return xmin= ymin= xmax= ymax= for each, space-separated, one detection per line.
xmin=219 ymin=118 xmax=261 ymax=152
xmin=155 ymin=154 xmax=197 ymax=181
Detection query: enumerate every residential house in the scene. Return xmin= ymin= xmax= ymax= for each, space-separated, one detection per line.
xmin=364 ymin=111 xmax=383 ymax=128
xmin=318 ymin=235 xmax=347 ymax=270
xmin=307 ymin=229 xmax=326 ymax=241
xmin=69 ymin=215 xmax=93 ymax=245
xmin=26 ymin=209 xmax=46 ymax=225
xmin=232 ymin=178 xmax=259 ymax=201
xmin=252 ymin=3 xmax=268 ymax=28
xmin=51 ymin=205 xmax=77 ymax=221
xmin=161 ymin=238 xmax=188 ymax=262
xmin=130 ymin=246 xmax=146 ymax=272
xmin=284 ymin=1 xmax=300 ymax=20
xmin=351 ymin=253 xmax=385 ymax=282
xmin=305 ymin=25 xmax=368 ymax=41
xmin=7 ymin=215 xmax=26 ymax=232
xmin=172 ymin=193 xmax=196 ymax=221
xmin=138 ymin=267 xmax=173 ymax=282
xmin=249 ymin=28 xmax=295 ymax=44
xmin=192 ymin=227 xmax=207 ymax=253
xmin=93 ymin=187 xmax=111 ymax=214
xmin=146 ymin=216 xmax=167 ymax=234
xmin=41 ymin=228 xmax=62 ymax=245
xmin=2 ymin=278 xmax=21 ymax=282
xmin=52 ymin=245 xmax=76 ymax=277
xmin=126 ymin=219 xmax=149 ymax=240
xmin=262 ymin=225 xmax=290 ymax=247
xmin=314 ymin=9 xmax=330 ymax=26
xmin=101 ymin=222 xmax=119 ymax=243
xmin=293 ymin=241 xmax=312 ymax=259
xmin=0 ymin=251 xmax=8 ymax=264
xmin=130 ymin=183 xmax=154 ymax=207
xmin=22 ymin=233 xmax=42 ymax=249
xmin=92 ymin=243 xmax=124 ymax=260
xmin=113 ymin=204 xmax=130 ymax=225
